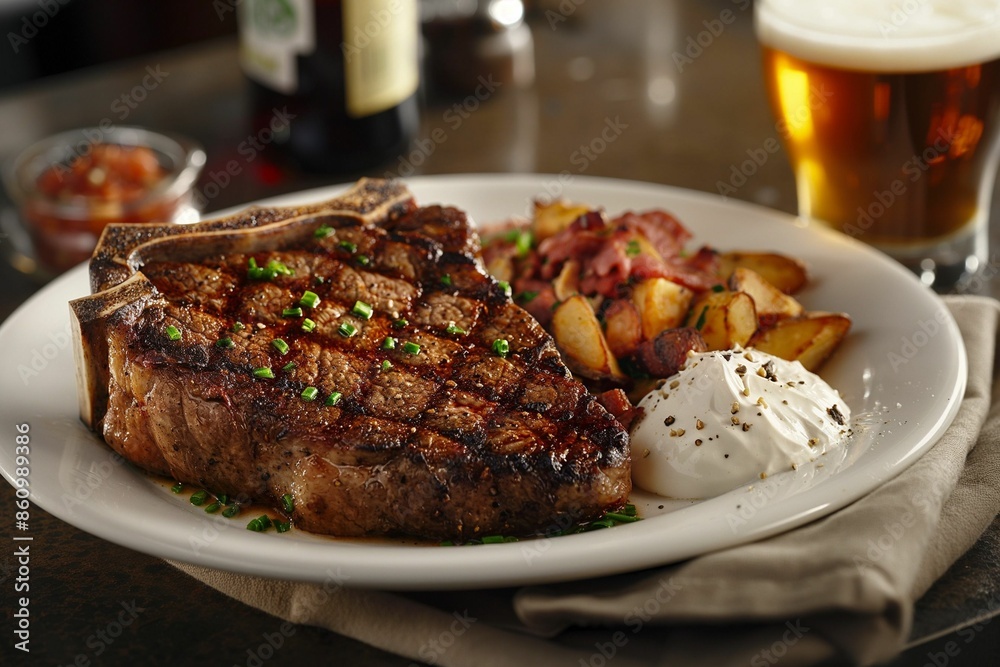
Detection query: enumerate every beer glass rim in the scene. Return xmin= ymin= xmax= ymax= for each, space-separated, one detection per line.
xmin=755 ymin=0 xmax=1000 ymax=72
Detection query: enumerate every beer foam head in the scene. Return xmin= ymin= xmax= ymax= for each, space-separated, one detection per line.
xmin=756 ymin=0 xmax=1000 ymax=71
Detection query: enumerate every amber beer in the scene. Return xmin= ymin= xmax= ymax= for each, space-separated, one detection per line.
xmin=755 ymin=0 xmax=1000 ymax=286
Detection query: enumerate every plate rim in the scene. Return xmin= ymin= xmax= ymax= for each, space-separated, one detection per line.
xmin=0 ymin=173 xmax=968 ymax=589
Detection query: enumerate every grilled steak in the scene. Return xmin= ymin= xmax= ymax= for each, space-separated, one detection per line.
xmin=71 ymin=179 xmax=631 ymax=540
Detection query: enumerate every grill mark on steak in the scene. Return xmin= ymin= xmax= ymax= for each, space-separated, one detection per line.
xmin=72 ymin=178 xmax=631 ymax=540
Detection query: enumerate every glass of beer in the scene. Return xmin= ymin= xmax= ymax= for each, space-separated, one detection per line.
xmin=755 ymin=0 xmax=1000 ymax=289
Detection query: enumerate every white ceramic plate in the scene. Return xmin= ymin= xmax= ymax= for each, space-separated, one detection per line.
xmin=0 ymin=175 xmax=966 ymax=590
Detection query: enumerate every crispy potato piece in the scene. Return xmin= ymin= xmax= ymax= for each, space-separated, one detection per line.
xmin=685 ymin=290 xmax=758 ymax=351
xmin=553 ymin=259 xmax=581 ymax=301
xmin=728 ymin=267 xmax=803 ymax=325
xmin=631 ymin=277 xmax=693 ymax=340
xmin=718 ymin=252 xmax=808 ymax=294
xmin=551 ymin=295 xmax=625 ymax=381
xmin=750 ymin=312 xmax=851 ymax=371
xmin=486 ymin=254 xmax=514 ymax=284
xmin=533 ymin=200 xmax=593 ymax=241
xmin=603 ymin=299 xmax=643 ymax=358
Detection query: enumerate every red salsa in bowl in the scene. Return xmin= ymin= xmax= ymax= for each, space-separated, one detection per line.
xmin=4 ymin=127 xmax=206 ymax=274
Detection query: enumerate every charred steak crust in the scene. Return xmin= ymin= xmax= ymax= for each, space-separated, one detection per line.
xmin=72 ymin=179 xmax=631 ymax=540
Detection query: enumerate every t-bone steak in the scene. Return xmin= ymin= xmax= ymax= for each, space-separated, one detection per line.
xmin=70 ymin=178 xmax=631 ymax=540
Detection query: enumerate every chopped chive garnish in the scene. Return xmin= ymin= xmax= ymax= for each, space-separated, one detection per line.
xmin=283 ymin=306 xmax=303 ymax=318
xmin=272 ymin=338 xmax=290 ymax=355
xmin=247 ymin=515 xmax=272 ymax=532
xmin=222 ymin=504 xmax=240 ymax=518
xmin=623 ymin=503 xmax=637 ymax=516
xmin=281 ymin=493 xmax=294 ymax=513
xmin=517 ymin=290 xmax=539 ymax=303
xmin=248 ymin=258 xmax=293 ymax=281
xmin=325 ymin=391 xmax=343 ymax=406
xmin=393 ymin=318 xmax=408 ymax=329
xmin=314 ymin=224 xmax=334 ymax=238
xmin=204 ymin=501 xmax=221 ymax=514
xmin=445 ymin=323 xmax=467 ymax=335
xmin=357 ymin=255 xmax=370 ymax=266
xmin=352 ymin=300 xmax=373 ymax=320
xmin=275 ymin=520 xmax=292 ymax=533
xmin=382 ymin=336 xmax=396 ymax=350
xmin=338 ymin=322 xmax=358 ymax=338
xmin=440 ymin=540 xmax=455 ymax=546
xmin=626 ymin=239 xmax=641 ymax=257
xmin=315 ymin=276 xmax=325 ymax=285
xmin=381 ymin=360 xmax=392 ymax=372
xmin=603 ymin=512 xmax=641 ymax=523
xmin=216 ymin=336 xmax=235 ymax=349
xmin=300 ymin=291 xmax=320 ymax=308
xmin=282 ymin=361 xmax=296 ymax=372
xmin=694 ymin=305 xmax=708 ymax=331
xmin=711 ymin=284 xmax=725 ymax=293
xmin=217 ymin=493 xmax=230 ymax=505
xmin=440 ymin=274 xmax=453 ymax=286
xmin=338 ymin=240 xmax=357 ymax=253
xmin=301 ymin=387 xmax=319 ymax=402
xmin=481 ymin=535 xmax=507 ymax=544
xmin=170 ymin=482 xmax=184 ymax=493
xmin=189 ymin=490 xmax=208 ymax=506
xmin=233 ymin=321 xmax=245 ymax=332
xmin=253 ymin=367 xmax=275 ymax=379
xmin=498 ymin=281 xmax=512 ymax=298
xmin=301 ymin=318 xmax=317 ymax=333
xmin=514 ymin=229 xmax=533 ymax=257
xmin=165 ymin=325 xmax=181 ymax=341
xmin=402 ymin=341 xmax=421 ymax=355
xmin=492 ymin=339 xmax=510 ymax=358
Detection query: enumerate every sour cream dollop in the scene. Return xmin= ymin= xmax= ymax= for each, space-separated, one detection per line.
xmin=630 ymin=348 xmax=852 ymax=499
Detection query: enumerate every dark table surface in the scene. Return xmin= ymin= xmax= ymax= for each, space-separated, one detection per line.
xmin=1 ymin=1 xmax=999 ymax=665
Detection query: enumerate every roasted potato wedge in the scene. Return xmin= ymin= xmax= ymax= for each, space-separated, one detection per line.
xmin=729 ymin=267 xmax=803 ymax=325
xmin=635 ymin=327 xmax=707 ymax=378
xmin=718 ymin=252 xmax=808 ymax=294
xmin=631 ymin=277 xmax=693 ymax=340
xmin=551 ymin=295 xmax=626 ymax=381
xmin=533 ymin=200 xmax=593 ymax=241
xmin=750 ymin=312 xmax=851 ymax=371
xmin=685 ymin=290 xmax=758 ymax=351
xmin=603 ymin=298 xmax=643 ymax=358
xmin=553 ymin=259 xmax=581 ymax=301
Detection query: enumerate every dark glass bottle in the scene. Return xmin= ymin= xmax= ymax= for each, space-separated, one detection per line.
xmin=238 ymin=0 xmax=420 ymax=174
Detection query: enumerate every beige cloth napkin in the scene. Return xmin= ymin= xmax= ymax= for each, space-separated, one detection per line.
xmin=171 ymin=295 xmax=1000 ymax=667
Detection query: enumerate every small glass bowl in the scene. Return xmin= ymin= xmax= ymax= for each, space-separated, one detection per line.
xmin=3 ymin=126 xmax=206 ymax=275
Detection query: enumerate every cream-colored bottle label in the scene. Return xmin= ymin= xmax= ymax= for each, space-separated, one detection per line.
xmin=341 ymin=0 xmax=420 ymax=117
xmin=238 ymin=0 xmax=315 ymax=94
